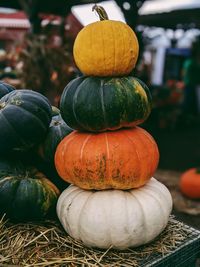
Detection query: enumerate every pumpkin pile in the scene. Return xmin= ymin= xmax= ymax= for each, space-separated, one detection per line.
xmin=0 ymin=81 xmax=73 ymax=222
xmin=55 ymin=5 xmax=173 ymax=250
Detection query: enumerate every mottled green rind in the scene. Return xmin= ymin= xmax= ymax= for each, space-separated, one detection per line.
xmin=0 ymin=161 xmax=59 ymax=221
xmin=40 ymin=114 xmax=73 ymax=163
xmin=0 ymin=81 xmax=15 ymax=99
xmin=0 ymin=89 xmax=52 ymax=154
xmin=60 ymin=76 xmax=152 ymax=132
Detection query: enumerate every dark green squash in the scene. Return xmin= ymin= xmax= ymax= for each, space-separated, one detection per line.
xmin=39 ymin=112 xmax=73 ymax=163
xmin=36 ymin=108 xmax=72 ymax=191
xmin=0 ymin=89 xmax=52 ymax=154
xmin=0 ymin=81 xmax=15 ymax=98
xmin=60 ymin=76 xmax=152 ymax=132
xmin=0 ymin=159 xmax=59 ymax=221
xmin=33 ymin=156 xmax=69 ymax=192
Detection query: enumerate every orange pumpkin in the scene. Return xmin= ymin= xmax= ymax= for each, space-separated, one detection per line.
xmin=55 ymin=127 xmax=159 ymax=190
xmin=180 ymin=168 xmax=200 ymax=199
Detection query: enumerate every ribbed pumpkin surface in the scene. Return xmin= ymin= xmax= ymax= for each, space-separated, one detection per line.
xmin=0 ymin=160 xmax=59 ymax=221
xmin=73 ymin=20 xmax=139 ymax=76
xmin=38 ymin=114 xmax=73 ymax=163
xmin=60 ymin=76 xmax=152 ymax=132
xmin=0 ymin=89 xmax=52 ymax=154
xmin=57 ymin=178 xmax=172 ymax=249
xmin=0 ymin=81 xmax=15 ymax=98
xmin=55 ymin=127 xmax=159 ymax=190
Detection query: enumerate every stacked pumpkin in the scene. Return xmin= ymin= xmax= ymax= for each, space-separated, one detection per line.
xmin=55 ymin=5 xmax=172 ymax=250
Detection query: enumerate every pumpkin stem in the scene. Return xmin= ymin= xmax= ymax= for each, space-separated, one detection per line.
xmin=196 ymin=168 xmax=200 ymax=174
xmin=0 ymin=102 xmax=6 ymax=109
xmin=92 ymin=4 xmax=109 ymax=21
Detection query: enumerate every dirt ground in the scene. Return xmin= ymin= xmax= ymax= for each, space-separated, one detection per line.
xmin=155 ymin=169 xmax=200 ymax=266
xmin=155 ymin=169 xmax=200 ymax=230
xmin=150 ymin=123 xmax=200 ymax=230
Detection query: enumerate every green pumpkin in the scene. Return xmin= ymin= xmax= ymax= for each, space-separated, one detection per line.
xmin=39 ymin=113 xmax=73 ymax=163
xmin=0 ymin=159 xmax=59 ymax=221
xmin=60 ymin=76 xmax=152 ymax=132
xmin=0 ymin=89 xmax=52 ymax=154
xmin=33 ymin=156 xmax=69 ymax=192
xmin=0 ymin=81 xmax=15 ymax=98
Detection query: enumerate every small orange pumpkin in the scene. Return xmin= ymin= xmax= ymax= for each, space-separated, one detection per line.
xmin=180 ymin=168 xmax=200 ymax=199
xmin=55 ymin=127 xmax=159 ymax=190
xmin=73 ymin=5 xmax=139 ymax=77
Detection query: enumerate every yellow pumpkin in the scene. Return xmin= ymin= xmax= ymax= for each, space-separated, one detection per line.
xmin=73 ymin=5 xmax=139 ymax=77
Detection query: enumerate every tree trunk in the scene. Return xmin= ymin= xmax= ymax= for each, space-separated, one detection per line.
xmin=114 ymin=0 xmax=147 ymax=29
xmin=19 ymin=0 xmax=41 ymax=34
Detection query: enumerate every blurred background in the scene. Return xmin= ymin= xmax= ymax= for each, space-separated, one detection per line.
xmin=0 ymin=0 xmax=200 ymax=227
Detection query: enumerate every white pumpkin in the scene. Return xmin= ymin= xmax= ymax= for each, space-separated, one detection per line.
xmin=57 ymin=178 xmax=172 ymax=250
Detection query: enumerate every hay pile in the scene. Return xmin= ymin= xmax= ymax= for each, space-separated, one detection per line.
xmin=0 ymin=215 xmax=190 ymax=267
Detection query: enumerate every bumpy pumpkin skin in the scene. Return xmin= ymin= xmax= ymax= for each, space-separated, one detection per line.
xmin=73 ymin=20 xmax=139 ymax=77
xmin=57 ymin=178 xmax=172 ymax=250
xmin=180 ymin=168 xmax=200 ymax=199
xmin=55 ymin=127 xmax=159 ymax=190
xmin=38 ymin=114 xmax=73 ymax=163
xmin=0 ymin=81 xmax=15 ymax=98
xmin=60 ymin=76 xmax=152 ymax=132
xmin=0 ymin=89 xmax=52 ymax=154
xmin=0 ymin=160 xmax=60 ymax=221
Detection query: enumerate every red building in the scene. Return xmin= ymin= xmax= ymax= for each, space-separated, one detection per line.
xmin=0 ymin=10 xmax=83 ymax=51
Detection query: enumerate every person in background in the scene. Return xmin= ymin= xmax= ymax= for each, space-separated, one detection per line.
xmin=182 ymin=40 xmax=200 ymax=116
